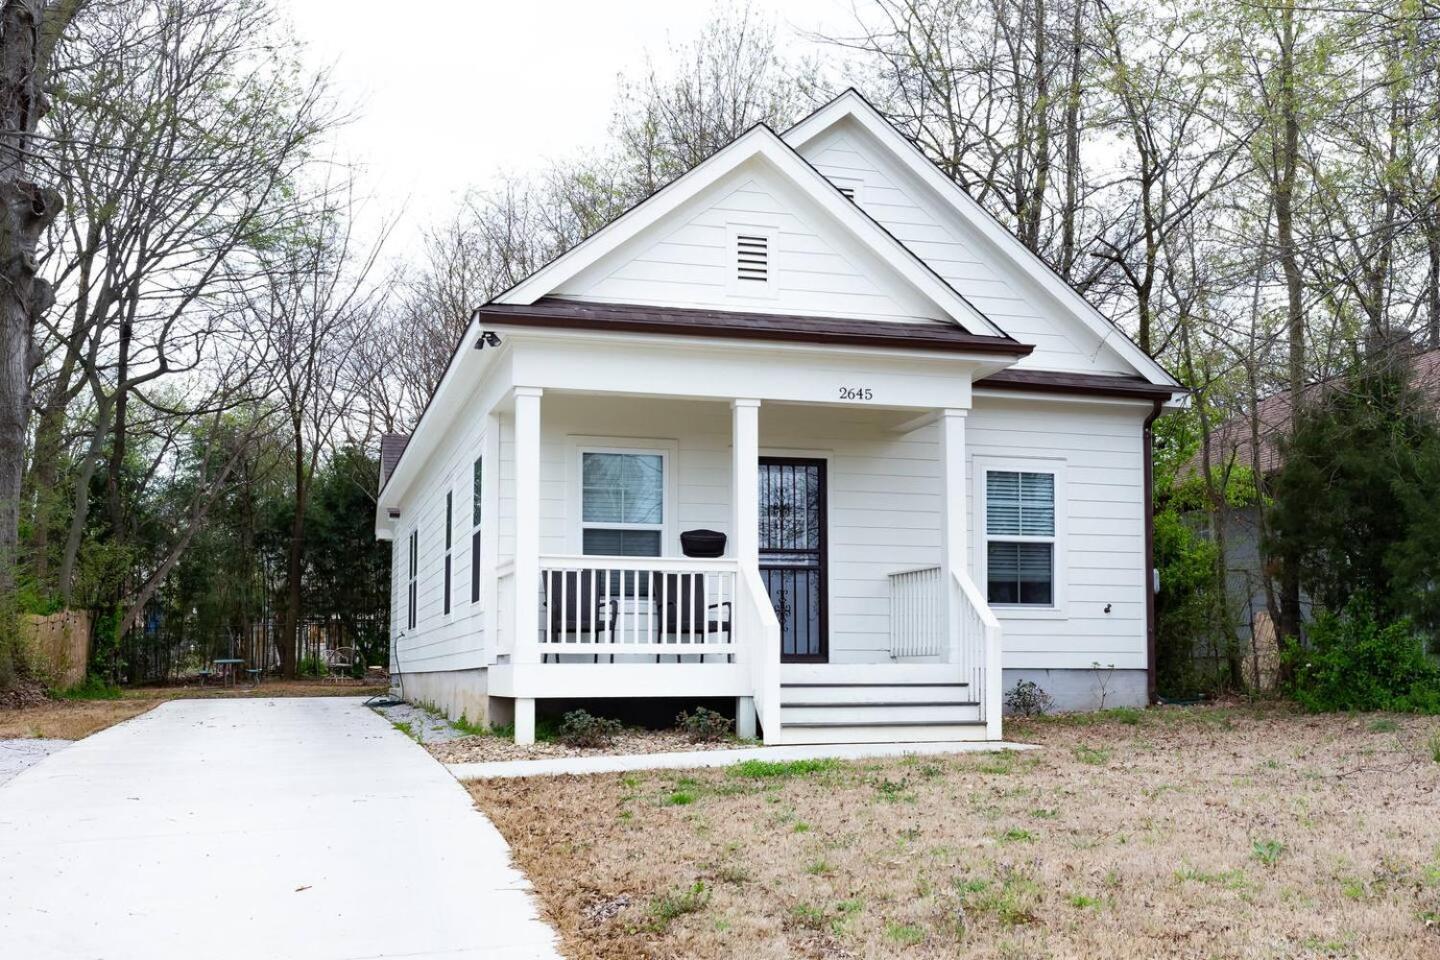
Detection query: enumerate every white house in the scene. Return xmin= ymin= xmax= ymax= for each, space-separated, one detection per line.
xmin=374 ymin=90 xmax=1184 ymax=745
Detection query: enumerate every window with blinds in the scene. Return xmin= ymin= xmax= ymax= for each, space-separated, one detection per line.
xmin=985 ymin=470 xmax=1056 ymax=605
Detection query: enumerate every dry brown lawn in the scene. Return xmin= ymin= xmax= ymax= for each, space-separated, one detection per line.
xmin=471 ymin=706 xmax=1440 ymax=960
xmin=0 ymin=679 xmax=386 ymax=740
xmin=0 ymin=698 xmax=158 ymax=739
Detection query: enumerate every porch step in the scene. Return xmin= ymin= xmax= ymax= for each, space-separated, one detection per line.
xmin=777 ymin=678 xmax=983 ymax=739
xmin=780 ymin=682 xmax=975 ymax=706
xmin=782 ymin=704 xmax=980 ymax=725
xmin=772 ymin=722 xmax=988 ymax=745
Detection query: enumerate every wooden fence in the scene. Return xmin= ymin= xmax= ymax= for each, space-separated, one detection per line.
xmin=23 ymin=611 xmax=91 ymax=688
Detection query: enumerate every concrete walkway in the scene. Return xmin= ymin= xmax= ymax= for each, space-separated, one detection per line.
xmin=0 ymin=697 xmax=562 ymax=960
xmin=449 ymin=738 xmax=1036 ymax=780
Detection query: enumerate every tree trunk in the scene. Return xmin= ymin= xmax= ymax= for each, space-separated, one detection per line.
xmin=0 ymin=0 xmax=76 ymax=686
xmin=1272 ymin=0 xmax=1305 ymax=646
xmin=280 ymin=429 xmax=307 ymax=679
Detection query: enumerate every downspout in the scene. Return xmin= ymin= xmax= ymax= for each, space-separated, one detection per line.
xmin=1143 ymin=399 xmax=1164 ymax=704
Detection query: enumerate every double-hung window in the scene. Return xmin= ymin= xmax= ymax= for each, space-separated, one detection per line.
xmin=983 ymin=467 xmax=1058 ymax=607
xmin=580 ymin=451 xmax=664 ymax=558
xmin=406 ymin=529 xmax=418 ymax=630
xmin=470 ymin=456 xmax=483 ymax=604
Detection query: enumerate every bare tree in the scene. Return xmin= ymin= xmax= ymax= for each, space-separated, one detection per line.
xmin=249 ymin=198 xmax=389 ymax=677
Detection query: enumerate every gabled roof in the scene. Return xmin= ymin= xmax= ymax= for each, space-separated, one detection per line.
xmin=1181 ymin=347 xmax=1440 ymax=478
xmin=494 ymin=123 xmax=1008 ymax=339
xmin=783 ymin=89 xmax=1181 ymax=391
xmin=379 ymin=433 xmax=409 ymax=489
xmin=478 ymin=298 xmax=1032 ymax=356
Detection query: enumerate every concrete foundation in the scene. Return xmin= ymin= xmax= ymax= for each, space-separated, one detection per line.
xmin=394 ymin=668 xmax=492 ymax=726
xmin=1001 ymin=667 xmax=1148 ymax=713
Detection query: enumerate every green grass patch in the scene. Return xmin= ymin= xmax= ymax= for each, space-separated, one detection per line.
xmin=1073 ymin=745 xmax=1111 ymax=765
xmin=885 ymin=921 xmax=925 ymax=945
xmin=729 ymin=758 xmax=840 ymax=779
xmin=665 ymin=791 xmax=696 ymax=806
xmin=451 ymin=714 xmax=489 ymax=737
xmin=1367 ymin=717 xmax=1399 ymax=733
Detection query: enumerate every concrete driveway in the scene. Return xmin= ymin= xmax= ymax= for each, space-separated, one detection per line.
xmin=0 ymin=697 xmax=563 ymax=960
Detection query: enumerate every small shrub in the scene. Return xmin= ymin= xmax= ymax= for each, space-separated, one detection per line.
xmin=52 ymin=676 xmax=122 ymax=700
xmin=1005 ymin=679 xmax=1053 ymax=717
xmin=297 ymin=655 xmax=327 ymax=679
xmin=556 ymin=709 xmax=622 ymax=748
xmin=1287 ymin=601 xmax=1440 ymax=714
xmin=675 ymin=706 xmax=734 ymax=743
xmin=646 ymin=881 xmax=709 ymax=932
xmin=1252 ymin=839 xmax=1285 ymax=866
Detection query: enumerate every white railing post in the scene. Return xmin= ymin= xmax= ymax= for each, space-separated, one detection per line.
xmin=938 ymin=408 xmax=967 ymax=667
xmin=731 ymin=399 xmax=779 ymax=740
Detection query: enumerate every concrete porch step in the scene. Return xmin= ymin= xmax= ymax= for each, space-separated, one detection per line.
xmin=781 ymin=702 xmax=981 ymax=725
xmin=772 ymin=721 xmax=988 ymax=745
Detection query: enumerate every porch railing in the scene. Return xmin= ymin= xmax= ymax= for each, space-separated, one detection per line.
xmin=888 ymin=565 xmax=944 ymax=658
xmin=536 ymin=555 xmax=737 ymax=660
xmin=952 ymin=568 xmax=1003 ymax=738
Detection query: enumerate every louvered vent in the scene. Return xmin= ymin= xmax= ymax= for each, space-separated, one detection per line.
xmin=735 ymin=233 xmax=769 ymax=283
xmin=837 ymin=185 xmax=856 ymax=202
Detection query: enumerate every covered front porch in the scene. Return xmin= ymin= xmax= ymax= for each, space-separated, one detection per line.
xmin=473 ymin=352 xmax=1004 ymax=745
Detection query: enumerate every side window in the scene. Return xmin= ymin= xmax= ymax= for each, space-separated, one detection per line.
xmin=443 ymin=491 xmax=453 ymax=616
xmin=984 ymin=470 xmax=1056 ymax=606
xmin=407 ymin=529 xmax=418 ymax=630
xmin=470 ymin=456 xmax=483 ymax=605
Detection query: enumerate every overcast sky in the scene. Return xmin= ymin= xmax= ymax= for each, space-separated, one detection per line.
xmin=283 ymin=0 xmax=862 ymax=247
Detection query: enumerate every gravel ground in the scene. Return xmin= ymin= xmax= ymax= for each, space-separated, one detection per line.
xmin=428 ymin=728 xmax=752 ymax=764
xmin=372 ymin=700 xmax=752 ymax=762
xmin=372 ymin=701 xmax=466 ymax=743
xmin=0 ymin=738 xmax=71 ymax=786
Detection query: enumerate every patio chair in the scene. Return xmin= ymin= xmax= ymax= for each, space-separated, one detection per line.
xmin=543 ymin=569 xmax=618 ymax=663
xmin=326 ymin=647 xmax=356 ymax=683
xmin=654 ymin=573 xmax=732 ymax=663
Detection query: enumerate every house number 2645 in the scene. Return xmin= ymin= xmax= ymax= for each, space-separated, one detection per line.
xmin=838 ymin=386 xmax=874 ymax=401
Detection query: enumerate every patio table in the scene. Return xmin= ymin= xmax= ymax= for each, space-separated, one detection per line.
xmin=211 ymin=658 xmax=244 ymax=688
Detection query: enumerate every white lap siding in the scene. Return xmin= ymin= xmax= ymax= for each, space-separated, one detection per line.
xmin=967 ymin=396 xmax=1149 ymax=671
xmin=391 ymin=383 xmax=488 ymax=675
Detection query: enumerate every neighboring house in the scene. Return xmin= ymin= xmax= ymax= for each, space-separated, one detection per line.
xmin=1181 ymin=347 xmax=1440 ymax=673
xmin=374 ymin=90 xmax=1184 ymax=745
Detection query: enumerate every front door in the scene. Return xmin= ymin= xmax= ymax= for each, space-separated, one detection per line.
xmin=759 ymin=458 xmax=828 ymax=662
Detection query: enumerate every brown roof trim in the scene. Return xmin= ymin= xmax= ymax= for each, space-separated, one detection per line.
xmin=474 ymin=299 xmax=1032 ymax=357
xmin=977 ymin=368 xmax=1184 ymax=400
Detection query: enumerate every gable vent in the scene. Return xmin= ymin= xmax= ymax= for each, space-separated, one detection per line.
xmin=735 ymin=234 xmax=769 ymax=283
xmin=837 ymin=185 xmax=856 ymax=202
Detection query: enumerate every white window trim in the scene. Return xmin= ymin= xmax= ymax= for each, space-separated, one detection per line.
xmin=469 ymin=450 xmax=484 ymax=610
xmin=442 ymin=485 xmax=456 ymax=622
xmin=566 ymin=437 xmax=679 ymax=556
xmin=725 ymin=222 xmax=779 ymax=300
xmin=972 ymin=456 xmax=1068 ymax=620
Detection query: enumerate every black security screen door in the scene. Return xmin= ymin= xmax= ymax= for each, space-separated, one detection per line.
xmin=759 ymin=458 xmax=828 ymax=662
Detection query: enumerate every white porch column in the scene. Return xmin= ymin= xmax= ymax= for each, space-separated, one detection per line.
xmin=731 ymin=399 xmax=761 ymax=567
xmin=938 ymin=409 xmax=968 ymax=664
xmin=512 ymin=387 xmax=543 ymax=745
xmin=732 ymin=398 xmax=761 ymax=740
xmin=480 ymin=410 xmax=501 ymax=664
